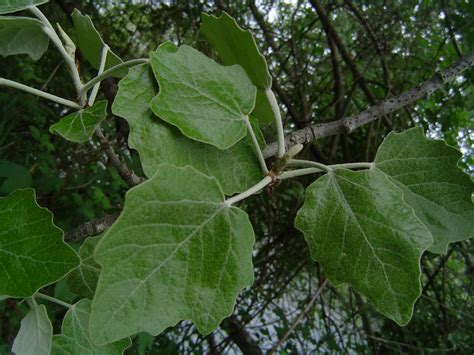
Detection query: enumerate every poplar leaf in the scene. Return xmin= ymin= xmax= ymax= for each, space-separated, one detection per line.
xmin=12 ymin=303 xmax=52 ymax=355
xmin=66 ymin=235 xmax=101 ymax=298
xmin=199 ymin=12 xmax=273 ymax=124
xmin=0 ymin=189 xmax=79 ymax=298
xmin=113 ymin=64 xmax=264 ymax=195
xmin=49 ymin=101 xmax=107 ymax=143
xmin=0 ymin=0 xmax=48 ymax=14
xmin=374 ymin=127 xmax=474 ymax=254
xmin=90 ymin=165 xmax=255 ymax=344
xmin=51 ymin=299 xmax=130 ymax=355
xmin=0 ymin=17 xmax=49 ymax=60
xmin=71 ymin=10 xmax=125 ymax=77
xmin=295 ymin=169 xmax=433 ymax=325
xmin=150 ymin=42 xmax=256 ymax=150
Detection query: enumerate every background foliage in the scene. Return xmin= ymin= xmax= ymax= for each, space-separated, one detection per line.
xmin=1 ymin=0 xmax=473 ymax=353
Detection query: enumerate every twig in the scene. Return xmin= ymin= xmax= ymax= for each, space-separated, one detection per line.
xmin=262 ymin=50 xmax=474 ymax=158
xmin=95 ymin=128 xmax=144 ymax=187
xmin=64 ymin=212 xmax=120 ymax=242
xmin=268 ymin=279 xmax=328 ymax=354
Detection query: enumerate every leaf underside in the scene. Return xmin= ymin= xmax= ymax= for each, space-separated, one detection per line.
xmin=295 ymin=169 xmax=433 ymax=325
xmin=0 ymin=0 xmax=48 ymax=15
xmin=0 ymin=17 xmax=49 ymax=60
xmin=112 ymin=64 xmax=264 ymax=195
xmin=150 ymin=42 xmax=256 ymax=150
xmin=90 ymin=164 xmax=255 ymax=345
xmin=12 ymin=303 xmax=52 ymax=355
xmin=199 ymin=12 xmax=273 ymax=124
xmin=0 ymin=189 xmax=78 ymax=297
xmin=49 ymin=101 xmax=107 ymax=143
xmin=374 ymin=127 xmax=474 ymax=254
xmin=51 ymin=299 xmax=130 ymax=355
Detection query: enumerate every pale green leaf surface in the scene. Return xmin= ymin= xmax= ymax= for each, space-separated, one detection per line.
xmin=49 ymin=101 xmax=107 ymax=143
xmin=66 ymin=235 xmax=101 ymax=298
xmin=112 ymin=64 xmax=264 ymax=195
xmin=199 ymin=12 xmax=273 ymax=124
xmin=374 ymin=127 xmax=474 ymax=254
xmin=0 ymin=17 xmax=48 ymax=60
xmin=51 ymin=299 xmax=130 ymax=355
xmin=295 ymin=169 xmax=433 ymax=325
xmin=90 ymin=165 xmax=255 ymax=344
xmin=71 ymin=10 xmax=124 ymax=77
xmin=0 ymin=189 xmax=79 ymax=297
xmin=0 ymin=0 xmax=48 ymax=14
xmin=0 ymin=295 xmax=8 ymax=301
xmin=12 ymin=303 xmax=52 ymax=355
xmin=150 ymin=42 xmax=256 ymax=149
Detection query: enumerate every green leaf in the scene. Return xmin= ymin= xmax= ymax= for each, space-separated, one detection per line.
xmin=0 ymin=0 xmax=48 ymax=14
xmin=49 ymin=101 xmax=107 ymax=143
xmin=0 ymin=17 xmax=49 ymax=60
xmin=51 ymin=299 xmax=130 ymax=355
xmin=0 ymin=189 xmax=79 ymax=297
xmin=199 ymin=12 xmax=273 ymax=124
xmin=71 ymin=9 xmax=124 ymax=77
xmin=0 ymin=295 xmax=8 ymax=301
xmin=0 ymin=159 xmax=32 ymax=195
xmin=295 ymin=169 xmax=433 ymax=325
xmin=66 ymin=235 xmax=101 ymax=298
xmin=12 ymin=303 xmax=52 ymax=355
xmin=90 ymin=164 xmax=255 ymax=344
xmin=113 ymin=64 xmax=264 ymax=195
xmin=150 ymin=42 xmax=256 ymax=150
xmin=374 ymin=127 xmax=474 ymax=254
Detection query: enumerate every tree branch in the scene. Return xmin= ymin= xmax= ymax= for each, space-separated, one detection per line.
xmin=263 ymin=50 xmax=474 ymax=158
xmin=95 ymin=127 xmax=144 ymax=186
xmin=220 ymin=316 xmax=263 ymax=355
xmin=64 ymin=213 xmax=119 ymax=242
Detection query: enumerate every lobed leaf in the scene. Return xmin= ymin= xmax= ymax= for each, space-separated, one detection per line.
xmin=71 ymin=9 xmax=124 ymax=77
xmin=374 ymin=127 xmax=474 ymax=254
xmin=150 ymin=42 xmax=256 ymax=150
xmin=0 ymin=159 xmax=32 ymax=195
xmin=199 ymin=12 xmax=273 ymax=124
xmin=113 ymin=64 xmax=264 ymax=195
xmin=0 ymin=17 xmax=49 ymax=60
xmin=90 ymin=164 xmax=255 ymax=344
xmin=0 ymin=189 xmax=79 ymax=298
xmin=295 ymin=169 xmax=433 ymax=325
xmin=66 ymin=235 xmax=101 ymax=299
xmin=51 ymin=299 xmax=130 ymax=355
xmin=0 ymin=0 xmax=48 ymax=14
xmin=49 ymin=101 xmax=107 ymax=143
xmin=12 ymin=303 xmax=52 ymax=355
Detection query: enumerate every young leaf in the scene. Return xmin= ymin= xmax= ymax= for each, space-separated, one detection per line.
xmin=295 ymin=169 xmax=433 ymax=325
xmin=51 ymin=299 xmax=130 ymax=355
xmin=113 ymin=64 xmax=264 ymax=195
xmin=90 ymin=164 xmax=255 ymax=344
xmin=0 ymin=0 xmax=48 ymax=14
xmin=150 ymin=42 xmax=257 ymax=150
xmin=0 ymin=17 xmax=49 ymax=60
xmin=374 ymin=127 xmax=474 ymax=254
xmin=199 ymin=12 xmax=273 ymax=124
xmin=0 ymin=189 xmax=79 ymax=298
xmin=49 ymin=101 xmax=107 ymax=143
xmin=71 ymin=9 xmax=125 ymax=77
xmin=12 ymin=303 xmax=53 ymax=355
xmin=66 ymin=235 xmax=101 ymax=298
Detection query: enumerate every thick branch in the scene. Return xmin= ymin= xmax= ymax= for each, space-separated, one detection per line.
xmin=263 ymin=50 xmax=474 ymax=158
xmin=65 ymin=213 xmax=119 ymax=242
xmin=95 ymin=128 xmax=144 ymax=186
